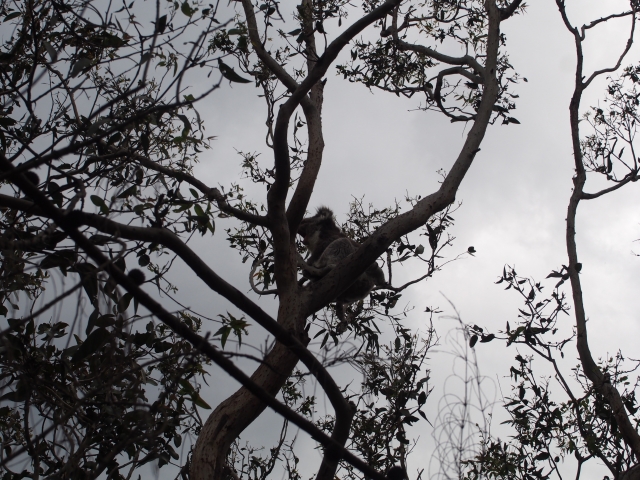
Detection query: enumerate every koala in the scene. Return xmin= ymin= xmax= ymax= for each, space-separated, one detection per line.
xmin=297 ymin=207 xmax=385 ymax=321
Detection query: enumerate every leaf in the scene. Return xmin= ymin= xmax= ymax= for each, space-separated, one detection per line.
xmin=218 ymin=59 xmax=252 ymax=83
xmin=469 ymin=334 xmax=478 ymax=348
xmin=117 ymin=185 xmax=138 ymax=198
xmin=192 ymin=393 xmax=211 ymax=409
xmin=40 ymin=250 xmax=77 ymax=270
xmin=90 ymin=195 xmax=110 ymax=214
xmin=73 ymin=262 xmax=98 ymax=305
xmin=89 ymin=234 xmax=113 ymax=245
xmin=3 ymin=11 xmax=22 ymax=22
xmin=138 ymin=254 xmax=151 ymax=267
xmin=480 ymin=333 xmax=495 ymax=343
xmin=43 ymin=41 xmax=57 ymax=62
xmin=0 ymin=390 xmax=29 ymax=402
xmin=228 ymin=28 xmax=243 ymax=35
xmin=71 ymin=328 xmax=111 ymax=362
xmin=154 ymin=14 xmax=167 ymax=34
xmin=181 ymin=1 xmax=195 ymax=16
xmin=288 ymin=28 xmax=301 ymax=36
xmin=70 ymin=57 xmax=92 ymax=77
xmin=0 ymin=116 xmax=16 ymax=127
xmin=507 ymin=117 xmax=521 ymax=124
xmin=214 ymin=325 xmax=231 ymax=348
xmin=193 ymin=203 xmax=206 ymax=217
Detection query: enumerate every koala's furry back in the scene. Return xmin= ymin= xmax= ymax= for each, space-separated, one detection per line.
xmin=314 ymin=237 xmax=359 ymax=269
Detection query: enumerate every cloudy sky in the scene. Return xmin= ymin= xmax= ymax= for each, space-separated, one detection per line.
xmin=155 ymin=0 xmax=640 ymax=478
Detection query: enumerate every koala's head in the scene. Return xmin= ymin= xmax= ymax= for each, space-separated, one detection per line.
xmin=298 ymin=207 xmax=340 ymax=253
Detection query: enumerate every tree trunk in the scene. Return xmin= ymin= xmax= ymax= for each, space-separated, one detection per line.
xmin=191 ymin=335 xmax=305 ymax=479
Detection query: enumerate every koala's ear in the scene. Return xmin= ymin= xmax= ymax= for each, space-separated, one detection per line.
xmin=315 ymin=207 xmax=334 ymax=220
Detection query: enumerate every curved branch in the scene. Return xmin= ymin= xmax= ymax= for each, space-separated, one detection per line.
xmin=270 ymin=0 xmax=406 ymax=208
xmin=381 ymin=272 xmax=431 ymax=293
xmin=581 ymin=10 xmax=634 ymax=35
xmin=434 ymin=67 xmax=479 ymax=122
xmin=583 ymin=10 xmax=636 ymax=89
xmin=249 ymin=250 xmax=279 ymax=295
xmin=560 ymin=0 xmax=640 ymax=459
xmin=240 ymin=0 xmax=300 ymax=93
xmin=581 ymin=172 xmax=639 ymax=199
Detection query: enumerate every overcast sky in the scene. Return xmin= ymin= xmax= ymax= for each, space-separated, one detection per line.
xmin=153 ymin=1 xmax=640 ymax=478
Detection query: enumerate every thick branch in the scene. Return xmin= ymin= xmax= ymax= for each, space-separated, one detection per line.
xmin=305 ymin=1 xmax=503 ymax=314
xmin=267 ymin=0 xmax=407 ymax=305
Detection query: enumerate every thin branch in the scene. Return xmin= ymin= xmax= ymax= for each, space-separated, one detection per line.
xmin=249 ymin=250 xmax=279 ymax=295
xmin=581 ymin=173 xmax=639 ymax=199
xmin=122 ymin=145 xmax=269 ymax=227
xmin=581 ymin=10 xmax=633 ymax=36
xmin=583 ymin=11 xmax=636 ymax=89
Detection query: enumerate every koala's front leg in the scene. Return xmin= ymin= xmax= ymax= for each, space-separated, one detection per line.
xmin=297 ymin=252 xmax=333 ymax=278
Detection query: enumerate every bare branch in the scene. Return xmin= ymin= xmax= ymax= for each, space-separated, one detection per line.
xmin=581 ymin=174 xmax=639 ymax=199
xmin=581 ymin=10 xmax=634 ymax=36
xmin=583 ymin=12 xmax=636 ymax=88
xmin=249 ymin=250 xmax=279 ymax=295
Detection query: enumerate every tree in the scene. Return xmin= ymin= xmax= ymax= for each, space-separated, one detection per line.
xmin=1 ymin=1 xmax=638 ymax=480
xmin=462 ymin=3 xmax=640 ymax=480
